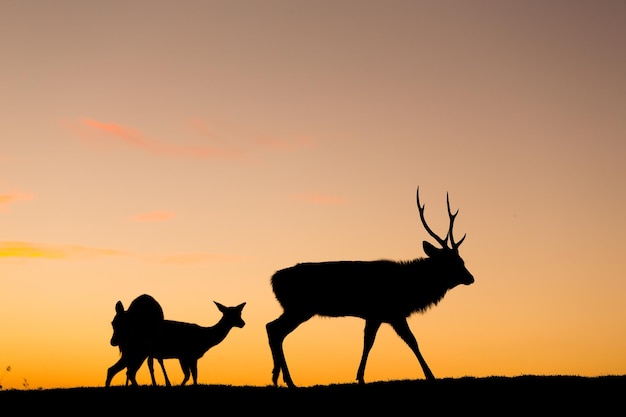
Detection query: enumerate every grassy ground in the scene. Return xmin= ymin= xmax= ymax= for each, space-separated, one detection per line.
xmin=1 ymin=375 xmax=624 ymax=415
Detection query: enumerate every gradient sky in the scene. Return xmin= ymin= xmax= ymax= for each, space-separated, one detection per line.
xmin=1 ymin=0 xmax=625 ymax=389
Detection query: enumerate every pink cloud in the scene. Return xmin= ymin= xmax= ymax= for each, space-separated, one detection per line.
xmin=132 ymin=211 xmax=175 ymax=223
xmin=74 ymin=119 xmax=244 ymax=160
xmin=291 ymin=193 xmax=346 ymax=205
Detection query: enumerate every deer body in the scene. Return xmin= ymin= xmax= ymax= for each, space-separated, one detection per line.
xmin=266 ymin=188 xmax=474 ymax=387
xmin=106 ymin=294 xmax=167 ymax=387
xmin=147 ymin=302 xmax=246 ymax=386
xmin=272 ymin=260 xmax=456 ymax=319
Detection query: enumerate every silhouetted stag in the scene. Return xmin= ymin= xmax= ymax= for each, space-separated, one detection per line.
xmin=105 ymin=294 xmax=168 ymax=387
xmin=147 ymin=302 xmax=246 ymax=386
xmin=266 ymin=187 xmax=474 ymax=387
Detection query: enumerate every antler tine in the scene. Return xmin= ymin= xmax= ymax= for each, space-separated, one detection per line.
xmin=416 ymin=187 xmax=449 ymax=248
xmin=446 ymin=192 xmax=466 ymax=249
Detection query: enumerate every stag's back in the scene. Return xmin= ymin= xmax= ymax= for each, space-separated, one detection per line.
xmin=271 ymin=259 xmax=451 ymax=320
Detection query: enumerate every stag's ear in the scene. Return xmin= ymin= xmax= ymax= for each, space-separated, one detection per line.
xmin=237 ymin=302 xmax=246 ymax=311
xmin=423 ymin=241 xmax=442 ymax=257
xmin=214 ymin=301 xmax=226 ymax=312
xmin=115 ymin=301 xmax=124 ymax=314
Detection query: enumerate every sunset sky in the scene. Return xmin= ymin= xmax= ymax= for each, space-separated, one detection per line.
xmin=1 ymin=0 xmax=625 ymax=389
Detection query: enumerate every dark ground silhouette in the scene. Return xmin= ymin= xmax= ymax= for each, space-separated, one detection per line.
xmin=1 ymin=376 xmax=624 ymax=415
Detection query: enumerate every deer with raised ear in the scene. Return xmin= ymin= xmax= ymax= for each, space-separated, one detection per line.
xmin=146 ymin=301 xmax=246 ymax=386
xmin=266 ymin=187 xmax=474 ymax=387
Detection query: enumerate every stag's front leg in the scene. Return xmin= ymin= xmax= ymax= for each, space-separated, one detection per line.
xmin=390 ymin=318 xmax=435 ymax=380
xmin=356 ymin=319 xmax=381 ymax=384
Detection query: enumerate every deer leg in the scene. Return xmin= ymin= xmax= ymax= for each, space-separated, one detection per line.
xmin=266 ymin=312 xmax=311 ymax=388
xmin=180 ymin=359 xmax=191 ymax=386
xmin=356 ymin=319 xmax=382 ymax=384
xmin=106 ymin=357 xmax=126 ymax=387
xmin=148 ymin=356 xmax=157 ymax=386
xmin=158 ymin=358 xmax=171 ymax=387
xmin=190 ymin=361 xmax=198 ymax=385
xmin=125 ymin=352 xmax=148 ymax=387
xmin=390 ymin=318 xmax=435 ymax=380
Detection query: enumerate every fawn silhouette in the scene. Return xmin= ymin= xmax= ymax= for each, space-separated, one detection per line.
xmin=147 ymin=302 xmax=246 ymax=386
xmin=106 ymin=294 xmax=169 ymax=387
xmin=266 ymin=187 xmax=474 ymax=387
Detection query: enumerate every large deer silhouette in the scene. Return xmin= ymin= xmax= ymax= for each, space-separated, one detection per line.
xmin=106 ymin=294 xmax=168 ymax=387
xmin=146 ymin=302 xmax=246 ymax=386
xmin=266 ymin=187 xmax=474 ymax=387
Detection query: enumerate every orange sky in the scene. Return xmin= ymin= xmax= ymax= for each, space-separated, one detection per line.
xmin=1 ymin=1 xmax=625 ymax=389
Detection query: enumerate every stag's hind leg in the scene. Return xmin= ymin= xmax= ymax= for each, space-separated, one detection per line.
xmin=390 ymin=318 xmax=435 ymax=380
xmin=266 ymin=311 xmax=311 ymax=388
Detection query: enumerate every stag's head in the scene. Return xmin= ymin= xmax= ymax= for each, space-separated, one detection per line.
xmin=417 ymin=187 xmax=474 ymax=287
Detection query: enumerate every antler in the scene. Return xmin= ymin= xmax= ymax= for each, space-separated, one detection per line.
xmin=416 ymin=186 xmax=448 ymax=248
xmin=446 ymin=193 xmax=466 ymax=249
xmin=416 ymin=187 xmax=466 ymax=250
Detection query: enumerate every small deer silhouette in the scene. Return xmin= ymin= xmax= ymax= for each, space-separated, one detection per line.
xmin=266 ymin=187 xmax=474 ymax=387
xmin=146 ymin=302 xmax=246 ymax=386
xmin=106 ymin=294 xmax=168 ymax=387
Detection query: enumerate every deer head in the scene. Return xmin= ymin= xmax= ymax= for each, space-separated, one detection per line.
xmin=416 ymin=187 xmax=474 ymax=286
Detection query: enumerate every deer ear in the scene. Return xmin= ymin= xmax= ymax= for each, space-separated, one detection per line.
xmin=423 ymin=241 xmax=441 ymax=257
xmin=115 ymin=301 xmax=124 ymax=313
xmin=237 ymin=302 xmax=246 ymax=311
xmin=214 ymin=301 xmax=226 ymax=312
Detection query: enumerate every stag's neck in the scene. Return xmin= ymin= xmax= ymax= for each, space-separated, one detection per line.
xmin=403 ymin=258 xmax=455 ymax=312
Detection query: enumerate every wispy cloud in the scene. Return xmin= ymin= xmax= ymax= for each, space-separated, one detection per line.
xmin=0 ymin=240 xmax=233 ymax=265
xmin=65 ymin=117 xmax=319 ymax=164
xmin=0 ymin=241 xmax=126 ymax=260
xmin=0 ymin=192 xmax=34 ymax=209
xmin=132 ymin=210 xmax=175 ymax=223
xmin=71 ymin=119 xmax=245 ymax=160
xmin=290 ymin=192 xmax=346 ymax=205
